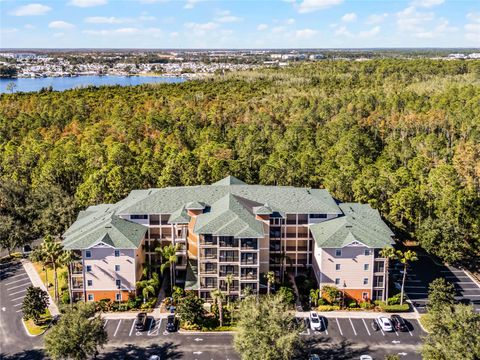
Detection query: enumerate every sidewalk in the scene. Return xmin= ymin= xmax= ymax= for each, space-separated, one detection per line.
xmin=21 ymin=259 xmax=60 ymax=316
xmin=296 ymin=310 xmax=420 ymax=319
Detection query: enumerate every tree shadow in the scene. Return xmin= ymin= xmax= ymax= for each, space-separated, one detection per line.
xmin=295 ymin=337 xmax=370 ymax=360
xmin=98 ymin=342 xmax=182 ymax=360
xmin=0 ymin=349 xmax=46 ymax=360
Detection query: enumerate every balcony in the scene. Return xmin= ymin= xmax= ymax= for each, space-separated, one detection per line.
xmin=240 ymin=239 xmax=258 ymax=250
xmin=240 ymin=257 xmax=257 ymax=265
xmin=241 ymin=268 xmax=257 ymax=280
xmin=219 ymin=256 xmax=239 ymax=262
xmin=71 ymin=262 xmax=83 ymax=275
xmin=72 ymin=279 xmax=84 ymax=289
xmin=200 ymin=236 xmax=217 ymax=246
xmin=286 ymin=246 xmax=296 ymax=252
xmin=297 ymin=246 xmax=308 ymax=252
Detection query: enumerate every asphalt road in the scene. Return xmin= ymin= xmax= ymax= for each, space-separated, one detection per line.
xmin=0 ymin=259 xmax=43 ymax=358
xmin=392 ymin=255 xmax=480 ymax=314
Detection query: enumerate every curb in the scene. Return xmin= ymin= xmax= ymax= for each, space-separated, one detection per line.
xmin=178 ymin=330 xmax=234 ymax=335
xmin=21 ymin=318 xmax=48 ymax=337
xmin=462 ymin=269 xmax=480 ymax=289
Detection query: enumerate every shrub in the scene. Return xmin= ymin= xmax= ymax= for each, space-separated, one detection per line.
xmin=321 ymin=285 xmax=341 ymax=304
xmin=278 ymin=286 xmax=295 ymax=305
xmin=359 ymin=301 xmax=374 ymax=310
xmin=377 ymin=303 xmax=410 ymax=312
xmin=387 ymin=293 xmax=404 ymax=305
xmin=318 ymin=298 xmax=328 ymax=306
xmin=317 ymin=305 xmax=341 ymax=311
xmin=347 ymin=300 xmax=358 ymax=308
xmin=60 ymin=291 xmax=70 ymax=305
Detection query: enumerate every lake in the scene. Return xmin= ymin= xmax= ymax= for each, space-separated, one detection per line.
xmin=0 ymin=75 xmax=186 ymax=94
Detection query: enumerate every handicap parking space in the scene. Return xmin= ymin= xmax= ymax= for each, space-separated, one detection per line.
xmin=106 ymin=316 xmax=168 ymax=342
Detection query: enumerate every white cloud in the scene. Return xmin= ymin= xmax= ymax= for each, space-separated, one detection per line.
xmin=214 ymin=11 xmax=242 ymax=23
xmin=10 ymin=3 xmax=51 ymax=16
xmin=297 ymin=0 xmax=343 ymax=14
xmin=295 ymin=28 xmax=318 ymax=39
xmin=272 ymin=26 xmax=286 ymax=33
xmin=359 ymin=26 xmax=380 ymax=38
xmin=286 ymin=18 xmax=296 ymax=25
xmin=396 ymin=6 xmax=434 ymax=32
xmin=341 ymin=13 xmax=357 ymax=22
xmin=411 ymin=0 xmax=444 ymax=8
xmin=465 ymin=13 xmax=480 ymax=43
xmin=85 ymin=16 xmax=155 ymax=24
xmin=170 ymin=31 xmax=179 ymax=38
xmin=53 ymin=32 xmax=65 ymax=38
xmin=184 ymin=22 xmax=218 ymax=31
xmin=467 ymin=12 xmax=480 ymax=23
xmin=49 ymin=21 xmax=75 ymax=29
xmin=0 ymin=28 xmax=19 ymax=35
xmin=24 ymin=24 xmax=36 ymax=29
xmin=83 ymin=27 xmax=162 ymax=37
xmin=70 ymin=0 xmax=107 ymax=7
xmin=184 ymin=0 xmax=200 ymax=9
xmin=334 ymin=25 xmax=352 ymax=37
xmin=366 ymin=13 xmax=388 ymax=25
xmin=257 ymin=24 xmax=268 ymax=31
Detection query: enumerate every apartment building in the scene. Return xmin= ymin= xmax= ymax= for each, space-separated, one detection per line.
xmin=62 ymin=176 xmax=394 ymax=303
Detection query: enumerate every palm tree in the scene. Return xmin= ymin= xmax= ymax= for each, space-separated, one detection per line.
xmin=41 ymin=235 xmax=64 ymax=304
xmin=277 ymin=251 xmax=291 ymax=284
xmin=225 ymin=273 xmax=234 ymax=307
xmin=136 ymin=273 xmax=160 ymax=303
xmin=397 ymin=249 xmax=418 ymax=306
xmin=59 ymin=250 xmax=79 ymax=306
xmin=380 ymin=247 xmax=397 ymax=304
xmin=30 ymin=247 xmax=50 ymax=290
xmin=310 ymin=288 xmax=320 ymax=307
xmin=210 ymin=288 xmax=225 ymax=327
xmin=156 ymin=244 xmax=181 ymax=292
xmin=266 ymin=271 xmax=275 ymax=296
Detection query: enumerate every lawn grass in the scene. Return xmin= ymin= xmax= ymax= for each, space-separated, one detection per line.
xmin=23 ymin=309 xmax=52 ymax=336
xmin=32 ymin=262 xmax=67 ymax=299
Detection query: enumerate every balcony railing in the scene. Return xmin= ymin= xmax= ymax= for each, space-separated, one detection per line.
xmin=241 ymin=259 xmax=257 ymax=265
xmin=219 ymin=271 xmax=239 ymax=277
xmin=297 ymin=246 xmax=308 ymax=252
xmin=72 ymin=280 xmax=84 ymax=289
xmin=219 ymin=256 xmax=239 ymax=262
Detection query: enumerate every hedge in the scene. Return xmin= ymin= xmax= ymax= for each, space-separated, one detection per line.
xmin=317 ymin=305 xmax=341 ymax=311
xmin=378 ymin=303 xmax=410 ymax=312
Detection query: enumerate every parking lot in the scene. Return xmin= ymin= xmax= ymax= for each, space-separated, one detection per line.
xmin=0 ymin=259 xmax=43 ymax=357
xmin=393 ymin=255 xmax=480 ymax=313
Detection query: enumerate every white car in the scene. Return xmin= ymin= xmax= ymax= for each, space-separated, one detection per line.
xmin=376 ymin=316 xmax=393 ymax=332
xmin=360 ymin=356 xmax=373 ymax=360
xmin=309 ymin=311 xmax=322 ymax=331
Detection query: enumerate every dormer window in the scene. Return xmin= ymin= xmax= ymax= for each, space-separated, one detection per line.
xmin=85 ymin=250 xmax=92 ymax=258
xmin=335 ymin=249 xmax=342 ymax=257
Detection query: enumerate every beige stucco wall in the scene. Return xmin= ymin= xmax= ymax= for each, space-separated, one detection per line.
xmin=83 ymin=246 xmax=137 ymax=292
xmin=313 ymin=245 xmax=374 ymax=290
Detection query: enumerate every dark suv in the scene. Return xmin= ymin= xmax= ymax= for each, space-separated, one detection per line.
xmin=166 ymin=315 xmax=177 ymax=332
xmin=135 ymin=312 xmax=148 ymax=331
xmin=390 ymin=314 xmax=408 ymax=332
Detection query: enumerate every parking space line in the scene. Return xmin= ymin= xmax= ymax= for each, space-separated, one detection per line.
xmin=103 ymin=319 xmax=108 ymax=328
xmin=362 ymin=318 xmax=371 ymax=336
xmin=13 ymin=303 xmax=22 ymax=307
xmin=7 ymin=282 xmax=31 ymax=291
xmin=5 ymin=277 xmax=29 ymax=286
xmin=113 ymin=320 xmax=122 ymax=337
xmin=16 ymin=309 xmax=22 ymax=313
xmin=408 ymin=327 xmax=413 ymax=337
xmin=146 ymin=318 xmax=154 ymax=334
xmin=148 ymin=318 xmax=162 ymax=336
xmin=5 ymin=273 xmax=27 ymax=279
xmin=348 ymin=318 xmax=357 ymax=336
xmin=11 ymin=296 xmax=25 ymax=302
xmin=321 ymin=317 xmax=328 ymax=335
xmin=336 ymin=318 xmax=343 ymax=336
xmin=406 ymin=280 xmax=422 ymax=283
xmin=8 ymin=289 xmax=28 ymax=296
xmin=394 ymin=327 xmax=399 ymax=336
xmin=129 ymin=319 xmax=136 ymax=336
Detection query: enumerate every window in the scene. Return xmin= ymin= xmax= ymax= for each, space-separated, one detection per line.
xmin=115 ymin=293 xmax=122 ymax=301
xmin=131 ymin=214 xmax=148 ymax=220
xmin=364 ymin=264 xmax=369 ymax=271
xmin=335 ymin=249 xmax=342 ymax=257
xmin=115 ymin=280 xmax=121 ymax=288
xmin=309 ymin=214 xmax=327 ymax=219
xmin=87 ymin=280 xmax=93 ymax=287
xmin=114 ymin=250 xmax=120 ymax=257
xmin=362 ymin=292 xmax=369 ymax=300
xmin=335 ymin=278 xmax=340 ymax=285
xmin=363 ymin=278 xmax=369 ymax=285
xmin=364 ymin=249 xmax=371 ymax=256
xmin=87 ymin=294 xmax=94 ymax=301
xmin=85 ymin=250 xmax=91 ymax=258
xmin=335 ymin=264 xmax=341 ymax=271
xmin=115 ymin=265 xmax=120 ymax=271
xmin=86 ymin=265 xmax=92 ymax=272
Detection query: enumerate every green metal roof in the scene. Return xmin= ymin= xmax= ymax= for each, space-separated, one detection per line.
xmin=63 ymin=209 xmax=148 ymax=250
xmin=310 ymin=203 xmax=394 ymax=249
xmin=194 ymin=193 xmax=265 ymax=238
xmin=253 ymin=204 xmax=273 ymax=215
xmin=168 ymin=207 xmax=191 ymax=224
xmin=185 ymin=259 xmax=199 ymax=291
xmin=185 ymin=201 xmax=206 ymax=210
xmin=212 ymin=175 xmax=246 ymax=185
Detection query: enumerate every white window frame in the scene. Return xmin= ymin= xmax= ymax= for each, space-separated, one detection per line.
xmin=115 ymin=293 xmax=122 ymax=301
xmin=86 ymin=265 xmax=92 ymax=272
xmin=362 ymin=292 xmax=369 ymax=300
xmin=114 ymin=250 xmax=120 ymax=257
xmin=115 ymin=279 xmax=121 ymax=288
xmin=363 ymin=278 xmax=369 ymax=285
xmin=335 ymin=264 xmax=341 ymax=271
xmin=335 ymin=278 xmax=340 ymax=285
xmin=335 ymin=249 xmax=342 ymax=257
xmin=115 ymin=265 xmax=120 ymax=272
xmin=364 ymin=263 xmax=369 ymax=271
xmin=364 ymin=249 xmax=371 ymax=256
xmin=85 ymin=250 xmax=92 ymax=258
xmin=87 ymin=294 xmax=94 ymax=301
xmin=87 ymin=280 xmax=93 ymax=287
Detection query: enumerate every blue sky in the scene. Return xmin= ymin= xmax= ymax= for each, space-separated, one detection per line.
xmin=0 ymin=0 xmax=479 ymax=48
